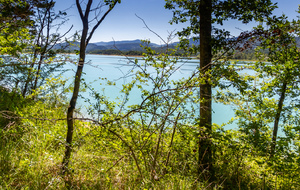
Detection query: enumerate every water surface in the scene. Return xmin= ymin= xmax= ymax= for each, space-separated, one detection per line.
xmin=61 ymin=54 xmax=236 ymax=128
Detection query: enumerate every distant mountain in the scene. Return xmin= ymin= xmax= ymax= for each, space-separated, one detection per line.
xmin=55 ymin=39 xmax=163 ymax=52
xmin=54 ymin=38 xmax=201 ymax=53
xmin=55 ymin=36 xmax=299 ymax=54
xmin=86 ymin=43 xmax=107 ymax=51
xmin=54 ymin=42 xmax=106 ymax=51
xmin=95 ymin=39 xmax=157 ymax=46
xmin=93 ymin=39 xmax=160 ymax=51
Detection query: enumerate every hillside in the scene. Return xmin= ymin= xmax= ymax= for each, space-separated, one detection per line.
xmin=55 ymin=37 xmax=299 ymax=59
xmin=55 ymin=38 xmax=200 ymax=54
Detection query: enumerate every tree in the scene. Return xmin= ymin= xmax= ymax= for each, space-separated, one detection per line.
xmin=165 ymin=0 xmax=276 ymax=181
xmin=199 ymin=0 xmax=213 ymax=180
xmin=21 ymin=0 xmax=72 ymax=97
xmin=0 ymin=0 xmax=37 ymax=127
xmin=252 ymin=14 xmax=300 ymax=158
xmin=0 ymin=0 xmax=71 ymax=97
xmin=62 ymin=0 xmax=120 ymax=174
xmin=0 ymin=0 xmax=33 ymax=55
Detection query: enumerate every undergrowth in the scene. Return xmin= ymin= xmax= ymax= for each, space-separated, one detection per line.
xmin=1 ymin=96 xmax=299 ymax=190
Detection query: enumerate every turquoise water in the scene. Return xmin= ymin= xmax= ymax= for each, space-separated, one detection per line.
xmin=61 ymin=54 xmax=236 ymax=128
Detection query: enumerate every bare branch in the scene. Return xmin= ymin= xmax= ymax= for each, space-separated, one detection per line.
xmin=86 ymin=1 xmax=118 ymax=45
xmin=135 ymin=14 xmax=167 ymax=45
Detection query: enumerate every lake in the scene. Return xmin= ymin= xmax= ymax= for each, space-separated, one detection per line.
xmin=61 ymin=54 xmax=237 ymax=128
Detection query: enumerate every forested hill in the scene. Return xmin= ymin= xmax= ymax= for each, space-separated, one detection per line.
xmin=55 ymin=37 xmax=300 ymax=59
xmin=55 ymin=40 xmax=164 ymax=52
xmin=54 ymin=38 xmax=199 ymax=55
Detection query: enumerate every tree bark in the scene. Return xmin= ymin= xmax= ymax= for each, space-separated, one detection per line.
xmin=61 ymin=0 xmax=90 ymax=174
xmin=198 ymin=0 xmax=214 ymax=181
xmin=270 ymin=81 xmax=287 ymax=158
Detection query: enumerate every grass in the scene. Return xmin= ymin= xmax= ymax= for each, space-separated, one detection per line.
xmin=1 ymin=99 xmax=300 ymax=189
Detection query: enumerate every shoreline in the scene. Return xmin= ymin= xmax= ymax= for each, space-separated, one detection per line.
xmin=61 ymin=53 xmax=199 ymax=59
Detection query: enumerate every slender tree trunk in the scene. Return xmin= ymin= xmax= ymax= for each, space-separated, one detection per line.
xmin=61 ymin=0 xmax=118 ymax=174
xmin=22 ymin=51 xmax=38 ymax=97
xmin=22 ymin=64 xmax=34 ymax=97
xmin=270 ymin=81 xmax=287 ymax=158
xmin=61 ymin=26 xmax=88 ymax=173
xmin=33 ymin=55 xmax=44 ymax=92
xmin=198 ymin=0 xmax=214 ymax=181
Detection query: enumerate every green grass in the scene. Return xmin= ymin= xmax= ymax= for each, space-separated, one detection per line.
xmin=1 ymin=99 xmax=299 ymax=189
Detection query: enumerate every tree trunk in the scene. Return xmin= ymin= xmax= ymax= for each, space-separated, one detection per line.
xmin=33 ymin=55 xmax=44 ymax=92
xmin=61 ymin=0 xmax=118 ymax=174
xmin=61 ymin=15 xmax=88 ymax=174
xmin=270 ymin=81 xmax=287 ymax=158
xmin=22 ymin=51 xmax=38 ymax=97
xmin=22 ymin=64 xmax=34 ymax=97
xmin=198 ymin=0 xmax=214 ymax=181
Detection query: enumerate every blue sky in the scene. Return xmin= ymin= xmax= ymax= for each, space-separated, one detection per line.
xmin=54 ymin=0 xmax=300 ymax=44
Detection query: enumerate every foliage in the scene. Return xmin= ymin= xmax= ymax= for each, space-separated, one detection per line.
xmin=0 ymin=0 xmax=33 ymax=55
xmin=0 ymin=0 xmax=71 ymax=97
xmin=231 ymin=49 xmax=257 ymax=60
xmin=1 ymin=0 xmax=300 ymax=189
xmin=1 ymin=42 xmax=300 ymax=189
xmin=165 ymin=0 xmax=276 ymax=52
xmin=253 ymin=14 xmax=300 ymax=158
xmin=215 ymin=7 xmax=300 ymax=188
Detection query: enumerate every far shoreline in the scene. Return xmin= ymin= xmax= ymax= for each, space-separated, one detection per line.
xmin=61 ymin=52 xmax=199 ymax=59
